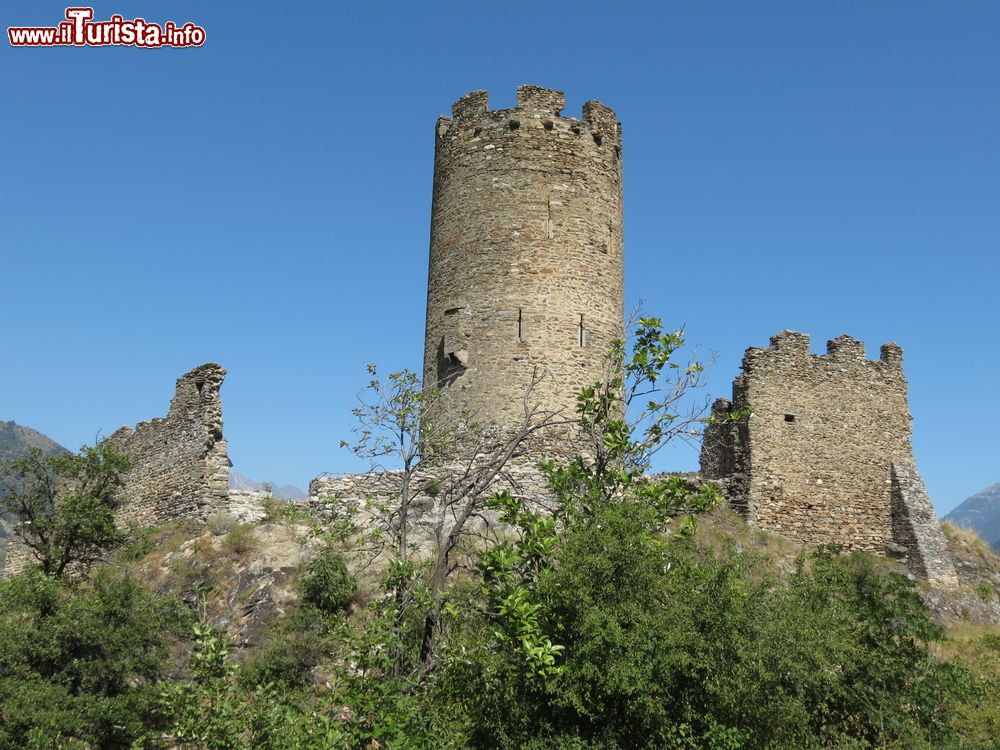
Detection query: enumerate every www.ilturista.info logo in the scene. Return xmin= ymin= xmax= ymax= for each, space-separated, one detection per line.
xmin=8 ymin=7 xmax=205 ymax=48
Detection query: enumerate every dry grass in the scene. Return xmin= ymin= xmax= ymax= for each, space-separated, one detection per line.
xmin=942 ymin=520 xmax=995 ymax=560
xmin=691 ymin=506 xmax=803 ymax=578
xmin=221 ymin=523 xmax=257 ymax=557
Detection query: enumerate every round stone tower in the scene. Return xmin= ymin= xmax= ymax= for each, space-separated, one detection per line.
xmin=422 ymin=85 xmax=624 ymax=453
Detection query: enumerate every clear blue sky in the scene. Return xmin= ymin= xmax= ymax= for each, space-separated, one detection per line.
xmin=2 ymin=2 xmax=997 ymax=513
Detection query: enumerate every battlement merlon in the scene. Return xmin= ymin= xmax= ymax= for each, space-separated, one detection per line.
xmin=516 ymin=84 xmax=565 ymax=115
xmin=442 ymin=86 xmax=620 ymax=138
xmin=742 ymin=330 xmax=904 ymax=373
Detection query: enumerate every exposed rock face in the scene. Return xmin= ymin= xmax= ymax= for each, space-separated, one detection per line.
xmin=108 ymin=363 xmax=230 ymax=526
xmin=701 ymin=331 xmax=957 ymax=585
xmin=423 ymin=85 xmax=624 ymax=460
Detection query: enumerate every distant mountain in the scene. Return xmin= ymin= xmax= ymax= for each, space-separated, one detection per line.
xmin=229 ymin=470 xmax=306 ymax=500
xmin=0 ymin=420 xmax=67 ymax=461
xmin=945 ymin=482 xmax=1000 ymax=552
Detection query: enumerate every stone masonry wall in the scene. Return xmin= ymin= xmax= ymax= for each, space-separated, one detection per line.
xmin=108 ymin=362 xmax=230 ymax=526
xmin=309 ymin=462 xmax=556 ymax=555
xmin=4 ymin=363 xmax=230 ymax=576
xmin=423 ymin=85 xmax=624 ymax=460
xmin=701 ymin=331 xmax=957 ymax=584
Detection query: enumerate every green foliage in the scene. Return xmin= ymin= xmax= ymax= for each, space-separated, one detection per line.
xmin=162 ymin=600 xmax=464 ymax=749
xmin=301 ymin=546 xmax=358 ymax=615
xmin=0 ymin=567 xmax=189 ymax=749
xmin=479 ymin=491 xmax=563 ymax=678
xmin=465 ymin=504 xmax=972 ymax=750
xmin=543 ymin=318 xmax=719 ymax=532
xmin=477 ymin=317 xmax=720 ymax=681
xmin=239 ymin=607 xmax=331 ymax=690
xmin=940 ymin=629 xmax=1000 ymax=747
xmin=0 ymin=441 xmax=131 ymax=575
xmin=206 ymin=512 xmax=240 ymax=536
xmin=262 ymin=496 xmax=313 ymax=524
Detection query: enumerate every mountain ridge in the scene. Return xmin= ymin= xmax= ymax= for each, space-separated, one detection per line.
xmin=228 ymin=470 xmax=306 ymax=500
xmin=945 ymin=482 xmax=1000 ymax=552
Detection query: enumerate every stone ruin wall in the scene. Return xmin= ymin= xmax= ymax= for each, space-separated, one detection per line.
xmin=108 ymin=362 xmax=231 ymax=527
xmin=308 ymin=461 xmax=557 ymax=555
xmin=4 ymin=363 xmax=231 ymax=576
xmin=701 ymin=331 xmax=957 ymax=584
xmin=423 ymin=85 xmax=624 ymax=462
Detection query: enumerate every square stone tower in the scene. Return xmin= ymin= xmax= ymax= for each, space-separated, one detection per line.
xmin=701 ymin=330 xmax=957 ymax=585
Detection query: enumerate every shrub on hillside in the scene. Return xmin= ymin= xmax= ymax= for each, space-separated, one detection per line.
xmin=301 ymin=546 xmax=357 ymax=615
xmin=460 ymin=498 xmax=972 ymax=750
xmin=0 ymin=567 xmax=189 ymax=749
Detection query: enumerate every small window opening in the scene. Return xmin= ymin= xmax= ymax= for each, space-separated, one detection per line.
xmin=543 ymin=120 xmax=554 ymax=131
xmin=593 ymin=133 xmax=603 ymax=146
xmin=473 ymin=126 xmax=482 ymax=137
xmin=517 ymin=308 xmax=524 ymax=340
xmin=570 ymin=124 xmax=581 ymax=135
xmin=579 ymin=314 xmax=585 ymax=347
xmin=509 ymin=119 xmax=520 ymax=131
xmin=784 ymin=414 xmax=796 ymax=423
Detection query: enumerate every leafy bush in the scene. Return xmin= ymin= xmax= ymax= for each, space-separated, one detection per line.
xmin=0 ymin=567 xmax=189 ymax=749
xmin=462 ymin=498 xmax=971 ymax=750
xmin=262 ymin=497 xmax=313 ymax=524
xmin=0 ymin=442 xmax=130 ymax=576
xmin=301 ymin=547 xmax=357 ymax=615
xmin=239 ymin=607 xmax=330 ymax=689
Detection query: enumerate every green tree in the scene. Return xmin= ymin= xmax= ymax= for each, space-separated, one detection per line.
xmin=0 ymin=567 xmax=189 ymax=749
xmin=334 ymin=363 xmax=565 ymax=679
xmin=477 ymin=318 xmax=720 ymax=681
xmin=0 ymin=441 xmax=130 ymax=576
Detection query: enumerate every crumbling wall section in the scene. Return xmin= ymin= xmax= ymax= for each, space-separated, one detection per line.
xmin=3 ymin=364 xmax=230 ymax=576
xmin=890 ymin=461 xmax=959 ymax=585
xmin=309 ymin=462 xmax=556 ymax=555
xmin=108 ymin=362 xmax=230 ymax=526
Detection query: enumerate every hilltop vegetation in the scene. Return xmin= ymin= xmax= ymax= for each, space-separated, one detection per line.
xmin=1 ymin=482 xmax=998 ymax=749
xmin=0 ymin=322 xmax=997 ymax=748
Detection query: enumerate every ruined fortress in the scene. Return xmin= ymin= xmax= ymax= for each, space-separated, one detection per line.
xmin=701 ymin=331 xmax=956 ymax=584
xmin=5 ymin=85 xmax=957 ymax=584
